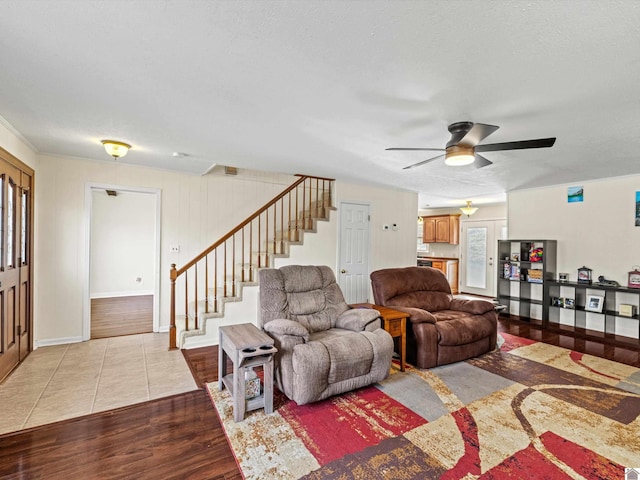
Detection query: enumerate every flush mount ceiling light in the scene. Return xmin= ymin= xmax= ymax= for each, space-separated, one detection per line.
xmin=444 ymin=145 xmax=475 ymax=166
xmin=460 ymin=200 xmax=478 ymax=217
xmin=101 ymin=140 xmax=131 ymax=159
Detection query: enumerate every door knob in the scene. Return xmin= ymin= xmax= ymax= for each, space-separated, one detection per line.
xmin=341 ymin=269 xmax=346 ymax=274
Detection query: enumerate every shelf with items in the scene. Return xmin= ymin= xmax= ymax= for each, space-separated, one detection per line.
xmin=496 ymin=240 xmax=556 ymax=323
xmin=546 ymin=280 xmax=640 ymax=342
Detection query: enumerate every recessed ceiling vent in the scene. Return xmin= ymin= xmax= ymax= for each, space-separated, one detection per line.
xmin=106 ymin=189 xmax=118 ymax=197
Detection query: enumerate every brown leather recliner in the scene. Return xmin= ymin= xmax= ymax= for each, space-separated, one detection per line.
xmin=370 ymin=266 xmax=497 ymax=369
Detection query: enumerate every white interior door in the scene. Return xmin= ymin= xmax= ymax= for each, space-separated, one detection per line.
xmin=338 ymin=202 xmax=370 ymax=303
xmin=460 ymin=219 xmax=507 ymax=297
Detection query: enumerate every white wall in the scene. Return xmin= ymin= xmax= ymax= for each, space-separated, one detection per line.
xmin=90 ymin=189 xmax=156 ymax=296
xmin=277 ymin=181 xmax=418 ymax=274
xmin=276 ymin=181 xmax=417 ymax=303
xmin=32 ymin=153 xmax=419 ymax=345
xmin=508 ymin=175 xmax=640 ymax=284
xmin=35 ymin=154 xmax=296 ymax=345
xmin=338 ymin=182 xmax=418 ymax=272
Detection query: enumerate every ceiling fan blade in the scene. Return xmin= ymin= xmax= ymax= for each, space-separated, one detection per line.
xmin=475 ymin=137 xmax=556 ymax=152
xmin=402 ymin=154 xmax=445 ymax=170
xmin=386 ymin=147 xmax=445 ymax=151
xmin=474 ymin=154 xmax=493 ymax=169
xmin=458 ymin=123 xmax=499 ymax=147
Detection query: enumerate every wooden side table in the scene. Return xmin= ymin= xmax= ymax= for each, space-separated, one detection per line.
xmin=218 ymin=323 xmax=277 ymax=422
xmin=351 ymin=303 xmax=408 ymax=372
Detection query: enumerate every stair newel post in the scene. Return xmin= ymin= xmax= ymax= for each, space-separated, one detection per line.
xmin=294 ymin=183 xmax=299 ymax=242
xmin=204 ymin=255 xmax=209 ymax=314
xmin=194 ymin=263 xmax=199 ymax=330
xmin=214 ymin=249 xmax=218 ymax=313
xmin=328 ymin=179 xmax=332 ymax=209
xmin=307 ymin=177 xmax=312 ymax=229
xmin=287 ymin=191 xmax=292 ymax=241
xmin=241 ymin=227 xmax=245 ymax=283
xmin=280 ymin=196 xmax=284 ymax=253
xmin=315 ymin=177 xmax=319 ymax=218
xmin=184 ymin=273 xmax=189 ymax=331
xmin=232 ymin=233 xmax=236 ymax=297
xmin=272 ymin=202 xmax=277 ymax=255
xmin=257 ymin=213 xmax=261 ymax=269
xmin=249 ymin=221 xmax=253 ymax=281
xmin=169 ymin=264 xmax=177 ymax=350
xmin=264 ymin=209 xmax=269 ymax=267
xmin=302 ymin=180 xmax=306 ymax=233
xmin=223 ymin=241 xmax=228 ymax=298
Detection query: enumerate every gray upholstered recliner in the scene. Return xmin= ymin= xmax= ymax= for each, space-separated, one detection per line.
xmin=259 ymin=265 xmax=394 ymax=405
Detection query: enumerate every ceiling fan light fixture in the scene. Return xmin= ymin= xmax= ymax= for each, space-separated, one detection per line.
xmin=444 ymin=145 xmax=475 ymax=166
xmin=101 ymin=140 xmax=131 ymax=159
xmin=460 ymin=200 xmax=478 ymax=217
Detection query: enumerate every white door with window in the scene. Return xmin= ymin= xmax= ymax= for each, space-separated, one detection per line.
xmin=460 ymin=219 xmax=507 ymax=297
xmin=338 ymin=202 xmax=370 ymax=303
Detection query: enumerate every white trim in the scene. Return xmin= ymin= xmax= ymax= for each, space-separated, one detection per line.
xmin=36 ymin=336 xmax=84 ymax=348
xmin=158 ymin=324 xmax=170 ymax=333
xmin=90 ymin=291 xmax=155 ymax=299
xmin=83 ymin=183 xmax=162 ymax=341
xmin=0 ymin=113 xmax=39 ymax=152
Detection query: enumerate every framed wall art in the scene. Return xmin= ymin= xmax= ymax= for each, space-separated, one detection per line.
xmin=568 ymin=186 xmax=584 ymax=203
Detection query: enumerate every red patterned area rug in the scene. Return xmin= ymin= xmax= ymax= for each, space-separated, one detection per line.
xmin=207 ymin=333 xmax=640 ymax=479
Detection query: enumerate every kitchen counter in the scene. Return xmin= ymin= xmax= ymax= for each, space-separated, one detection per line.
xmin=415 ymin=257 xmax=459 ymax=294
xmin=417 ymin=256 xmax=459 ymax=261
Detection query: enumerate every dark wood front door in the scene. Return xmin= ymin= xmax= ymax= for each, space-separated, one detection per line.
xmin=0 ymin=148 xmax=33 ymax=382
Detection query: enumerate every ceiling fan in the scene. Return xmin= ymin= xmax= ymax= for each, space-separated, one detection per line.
xmin=387 ymin=121 xmax=556 ymax=170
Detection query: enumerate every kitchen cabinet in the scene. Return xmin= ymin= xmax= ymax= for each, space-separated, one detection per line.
xmin=421 ymin=214 xmax=460 ymax=244
xmin=419 ymin=258 xmax=459 ymax=294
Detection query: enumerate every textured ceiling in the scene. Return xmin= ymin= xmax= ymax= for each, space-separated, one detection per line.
xmin=1 ymin=1 xmax=639 ymax=208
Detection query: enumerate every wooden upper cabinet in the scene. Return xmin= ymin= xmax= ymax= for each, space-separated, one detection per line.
xmin=420 ymin=214 xmax=460 ymax=244
xmin=422 ymin=217 xmax=436 ymax=243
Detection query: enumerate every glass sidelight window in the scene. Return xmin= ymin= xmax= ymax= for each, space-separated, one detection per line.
xmin=7 ymin=180 xmax=14 ymax=268
xmin=21 ymin=189 xmax=28 ymax=265
xmin=0 ymin=175 xmax=3 ymax=270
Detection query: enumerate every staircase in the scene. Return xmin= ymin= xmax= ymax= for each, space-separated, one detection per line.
xmin=169 ymin=175 xmax=335 ymax=349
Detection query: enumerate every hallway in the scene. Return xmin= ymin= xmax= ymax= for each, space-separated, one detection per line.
xmin=0 ymin=333 xmax=197 ymax=435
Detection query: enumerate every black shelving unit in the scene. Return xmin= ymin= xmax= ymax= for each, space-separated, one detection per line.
xmin=547 ymin=280 xmax=640 ymax=340
xmin=497 ymin=240 xmax=557 ymax=323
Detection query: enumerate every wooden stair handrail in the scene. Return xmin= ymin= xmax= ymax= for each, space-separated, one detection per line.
xmin=169 ymin=174 xmax=334 ymax=350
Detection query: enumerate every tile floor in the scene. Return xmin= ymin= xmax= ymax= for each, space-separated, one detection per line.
xmin=0 ymin=333 xmax=198 ymax=435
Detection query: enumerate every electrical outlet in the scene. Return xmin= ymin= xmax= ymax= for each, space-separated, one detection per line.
xmin=170 ymin=245 xmax=180 ymax=253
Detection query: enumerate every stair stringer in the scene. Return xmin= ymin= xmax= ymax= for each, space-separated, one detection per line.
xmin=179 ymin=207 xmax=336 ymax=349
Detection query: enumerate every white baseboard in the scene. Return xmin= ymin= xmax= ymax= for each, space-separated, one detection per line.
xmin=35 ymin=336 xmax=84 ymax=348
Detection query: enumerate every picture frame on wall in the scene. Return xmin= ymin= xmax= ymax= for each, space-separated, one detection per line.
xmin=568 ymin=186 xmax=584 ymax=203
xmin=585 ymin=295 xmax=604 ymax=313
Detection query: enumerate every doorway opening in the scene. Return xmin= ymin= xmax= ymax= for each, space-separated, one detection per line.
xmin=460 ymin=219 xmax=507 ymax=298
xmin=84 ymin=184 xmax=161 ymax=340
